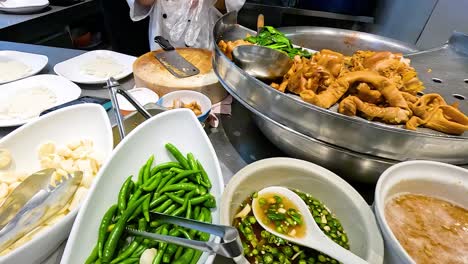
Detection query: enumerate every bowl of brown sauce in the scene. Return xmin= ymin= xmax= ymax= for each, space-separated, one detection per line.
xmin=374 ymin=161 xmax=468 ymax=264
xmin=221 ymin=157 xmax=384 ymax=263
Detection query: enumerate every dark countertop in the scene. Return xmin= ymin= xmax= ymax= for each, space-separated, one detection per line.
xmin=0 ymin=41 xmax=376 ymax=264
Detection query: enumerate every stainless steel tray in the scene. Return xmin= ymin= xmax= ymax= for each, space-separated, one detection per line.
xmin=213 ymin=12 xmax=468 ymax=164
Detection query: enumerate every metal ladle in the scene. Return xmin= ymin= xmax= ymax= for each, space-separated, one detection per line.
xmin=232 ymin=45 xmax=292 ymax=83
xmin=252 ymin=186 xmax=368 ymax=264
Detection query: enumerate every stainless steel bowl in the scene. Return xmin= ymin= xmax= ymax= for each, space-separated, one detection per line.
xmin=213 ymin=12 xmax=468 ymax=164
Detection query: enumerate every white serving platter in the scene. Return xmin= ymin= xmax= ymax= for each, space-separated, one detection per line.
xmin=0 ymin=0 xmax=49 ymax=14
xmin=61 ymin=109 xmax=224 ymax=264
xmin=54 ymin=50 xmax=136 ymax=84
xmin=0 ymin=50 xmax=48 ymax=84
xmin=0 ymin=104 xmax=113 ymax=264
xmin=0 ymin=74 xmax=81 ymax=127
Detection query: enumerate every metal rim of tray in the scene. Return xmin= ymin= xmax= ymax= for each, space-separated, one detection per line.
xmin=212 ymin=12 xmax=468 ymax=164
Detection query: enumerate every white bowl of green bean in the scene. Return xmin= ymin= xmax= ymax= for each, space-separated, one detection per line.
xmin=61 ymin=109 xmax=224 ymax=264
xmin=221 ymin=157 xmax=384 ymax=264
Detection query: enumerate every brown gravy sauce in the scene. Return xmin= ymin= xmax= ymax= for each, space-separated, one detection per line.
xmin=385 ymin=193 xmax=468 ymax=264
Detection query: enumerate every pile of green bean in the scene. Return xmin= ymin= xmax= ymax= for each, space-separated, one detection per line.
xmin=234 ymin=190 xmax=350 ymax=264
xmin=85 ymin=143 xmax=216 ymax=264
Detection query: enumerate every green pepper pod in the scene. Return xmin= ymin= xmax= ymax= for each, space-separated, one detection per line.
xmin=150 ymin=162 xmax=182 ymax=176
xmin=84 ymin=244 xmax=98 ymax=264
xmin=97 ymin=204 xmax=118 ymax=258
xmin=118 ymin=176 xmax=134 ymax=213
xmin=165 ymin=143 xmax=190 ymax=169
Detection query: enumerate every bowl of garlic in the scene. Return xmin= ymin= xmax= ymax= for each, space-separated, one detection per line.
xmin=0 ymin=104 xmax=113 ymax=264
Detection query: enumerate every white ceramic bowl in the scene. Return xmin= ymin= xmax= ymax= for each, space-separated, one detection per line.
xmin=221 ymin=158 xmax=384 ymax=263
xmin=61 ymin=109 xmax=224 ymax=264
xmin=374 ymin=161 xmax=468 ymax=264
xmin=0 ymin=104 xmax=113 ymax=264
xmin=157 ymin=90 xmax=212 ymax=122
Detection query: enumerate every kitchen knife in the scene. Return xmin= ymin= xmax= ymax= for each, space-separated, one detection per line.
xmin=154 ymin=36 xmax=200 ymax=78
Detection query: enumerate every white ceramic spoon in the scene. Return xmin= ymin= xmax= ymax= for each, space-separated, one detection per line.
xmin=252 ymin=186 xmax=368 ymax=264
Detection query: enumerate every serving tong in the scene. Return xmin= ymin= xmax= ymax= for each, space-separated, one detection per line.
xmin=105 ymin=78 xmax=247 ymax=263
xmin=0 ymin=169 xmax=82 ymax=252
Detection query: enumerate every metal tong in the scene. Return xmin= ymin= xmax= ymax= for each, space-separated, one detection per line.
xmin=0 ymin=170 xmax=82 ymax=252
xmin=127 ymin=212 xmax=246 ymax=262
xmin=105 ymin=78 xmax=248 ymax=263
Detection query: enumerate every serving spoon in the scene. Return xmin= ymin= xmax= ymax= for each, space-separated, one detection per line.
xmin=252 ymin=186 xmax=368 ymax=264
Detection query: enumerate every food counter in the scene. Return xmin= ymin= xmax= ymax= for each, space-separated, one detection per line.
xmin=0 ymin=40 xmax=378 ymax=263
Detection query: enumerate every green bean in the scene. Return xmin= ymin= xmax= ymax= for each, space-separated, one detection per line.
xmin=119 ymin=257 xmax=140 ymax=264
xmin=189 ymin=251 xmax=203 ymax=264
xmin=152 ymin=199 xmax=173 ymax=213
xmin=173 ymin=249 xmax=195 ymax=264
xmin=162 ymin=229 xmax=180 ymax=263
xmin=156 ymin=174 xmax=172 ymax=193
xmin=193 ymin=206 xmax=201 ymax=220
xmin=143 ymin=155 xmax=154 ymax=184
xmin=142 ymin=196 xmax=151 ymax=222
xmin=128 ymin=206 xmax=142 ymax=222
xmin=186 ymin=200 xmax=192 ymax=219
xmin=142 ymin=172 xmax=162 ymax=192
xmin=84 ymin=244 xmax=98 ymax=264
xmin=165 ymin=143 xmax=190 ymax=169
xmin=162 ymin=204 xmax=177 ymax=215
xmin=189 ymin=194 xmax=212 ymax=205
xmin=196 ymin=160 xmax=212 ymax=188
xmin=127 ymin=188 xmax=143 ymax=208
xmin=137 ymin=164 xmax=146 ymax=187
xmin=165 ymin=170 xmax=200 ymax=187
xmin=171 ymin=191 xmax=194 ymax=217
xmin=203 ymin=196 xmax=216 ymax=208
xmin=150 ymin=162 xmax=182 ymax=175
xmin=169 ymin=167 xmax=184 ymax=174
xmin=160 ymin=183 xmax=199 ymax=193
xmin=98 ymin=204 xmax=118 ymax=258
xmin=153 ymin=226 xmax=169 ymax=264
xmin=149 ymin=194 xmax=168 ymax=209
xmin=177 ymin=228 xmax=192 ymax=240
xmin=186 ymin=153 xmax=201 ymax=184
xmin=118 ymin=176 xmax=134 ymax=213
xmin=130 ymin=244 xmax=147 ymax=258
xmin=174 ymin=246 xmax=184 ymax=260
xmin=110 ymin=239 xmax=140 ymax=264
xmin=102 ymin=194 xmax=150 ymax=262
xmin=166 ymin=192 xmax=185 ymax=205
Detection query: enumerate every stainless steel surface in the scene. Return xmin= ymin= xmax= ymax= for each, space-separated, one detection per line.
xmin=0 ymin=168 xmax=56 ymax=229
xmin=232 ymin=45 xmax=292 ymax=83
xmin=128 ymin=212 xmax=244 ymax=259
xmin=213 ymin=12 xmax=468 ymax=164
xmin=0 ymin=171 xmax=82 ymax=252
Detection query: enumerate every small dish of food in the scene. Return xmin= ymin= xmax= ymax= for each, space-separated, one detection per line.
xmin=157 ymin=90 xmax=212 ymax=122
xmin=0 ymin=50 xmax=48 ymax=84
xmin=54 ymin=50 xmax=136 ymax=84
xmin=374 ymin=160 xmax=468 ymax=264
xmin=222 ymin=157 xmax=384 ymax=264
xmin=0 ymin=104 xmax=113 ymax=264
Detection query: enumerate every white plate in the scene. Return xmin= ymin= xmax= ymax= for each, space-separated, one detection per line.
xmin=0 ymin=0 xmax=49 ymax=14
xmin=0 ymin=104 xmax=113 ymax=264
xmin=54 ymin=50 xmax=136 ymax=84
xmin=61 ymin=109 xmax=224 ymax=264
xmin=0 ymin=50 xmax=48 ymax=84
xmin=0 ymin=74 xmax=81 ymax=127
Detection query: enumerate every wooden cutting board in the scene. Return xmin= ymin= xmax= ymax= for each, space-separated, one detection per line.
xmin=133 ymin=48 xmax=227 ymax=103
